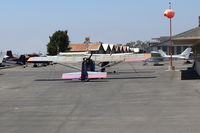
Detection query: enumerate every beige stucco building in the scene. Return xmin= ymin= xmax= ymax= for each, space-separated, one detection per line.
xmin=172 ymin=26 xmax=200 ymax=75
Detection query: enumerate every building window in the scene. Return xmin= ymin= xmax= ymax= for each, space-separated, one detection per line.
xmin=162 ymin=46 xmax=167 ymax=53
xmin=177 ymin=46 xmax=182 ymax=54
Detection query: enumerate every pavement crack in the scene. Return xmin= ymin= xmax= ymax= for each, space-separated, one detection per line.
xmin=54 ymin=96 xmax=82 ymax=133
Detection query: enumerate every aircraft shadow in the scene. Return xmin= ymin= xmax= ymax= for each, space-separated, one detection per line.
xmin=107 ymin=71 xmax=155 ymax=74
xmin=35 ymin=78 xmax=109 ymax=83
xmin=153 ymin=64 xmax=164 ymax=66
xmin=35 ymin=79 xmax=66 ymax=81
xmin=106 ymin=76 xmax=157 ymax=80
xmin=35 ymin=76 xmax=157 ymax=83
xmin=64 ymin=76 xmax=157 ymax=82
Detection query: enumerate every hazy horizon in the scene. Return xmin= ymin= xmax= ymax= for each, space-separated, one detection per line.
xmin=0 ymin=0 xmax=200 ymax=54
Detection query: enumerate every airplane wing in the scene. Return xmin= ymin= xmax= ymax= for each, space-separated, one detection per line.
xmin=27 ymin=57 xmax=53 ymax=63
xmin=124 ymin=55 xmax=151 ymax=62
xmin=91 ymin=53 xmax=151 ymax=62
xmin=62 ymin=71 xmax=107 ymax=79
xmin=95 ymin=55 xmax=151 ymax=71
xmin=28 ymin=53 xmax=151 ymax=63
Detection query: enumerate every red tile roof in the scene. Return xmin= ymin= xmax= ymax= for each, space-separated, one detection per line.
xmin=68 ymin=43 xmax=102 ymax=52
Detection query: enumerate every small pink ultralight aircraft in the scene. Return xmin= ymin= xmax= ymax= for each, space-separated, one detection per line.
xmin=28 ymin=53 xmax=151 ymax=82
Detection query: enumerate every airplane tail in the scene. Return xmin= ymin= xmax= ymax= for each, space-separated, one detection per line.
xmin=17 ymin=55 xmax=26 ymax=65
xmin=158 ymin=50 xmax=167 ymax=57
xmin=6 ymin=50 xmax=14 ymax=58
xmin=180 ymin=48 xmax=192 ymax=59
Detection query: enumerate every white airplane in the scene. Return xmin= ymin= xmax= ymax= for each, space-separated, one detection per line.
xmin=158 ymin=48 xmax=192 ymax=60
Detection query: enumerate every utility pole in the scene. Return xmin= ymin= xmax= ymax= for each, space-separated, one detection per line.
xmin=164 ymin=2 xmax=175 ymax=70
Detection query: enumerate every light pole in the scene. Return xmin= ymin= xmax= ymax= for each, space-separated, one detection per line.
xmin=85 ymin=37 xmax=90 ymax=54
xmin=164 ymin=2 xmax=175 ymax=70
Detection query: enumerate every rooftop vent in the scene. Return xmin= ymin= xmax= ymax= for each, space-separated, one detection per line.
xmin=84 ymin=37 xmax=91 ymax=44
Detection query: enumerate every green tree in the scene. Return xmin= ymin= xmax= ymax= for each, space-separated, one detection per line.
xmin=47 ymin=30 xmax=70 ymax=55
xmin=126 ymin=40 xmax=150 ymax=53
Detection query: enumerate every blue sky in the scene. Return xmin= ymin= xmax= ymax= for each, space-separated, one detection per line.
xmin=0 ymin=0 xmax=200 ymax=54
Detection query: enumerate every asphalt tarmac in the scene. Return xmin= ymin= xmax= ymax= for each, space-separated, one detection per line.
xmin=0 ymin=61 xmax=200 ymax=133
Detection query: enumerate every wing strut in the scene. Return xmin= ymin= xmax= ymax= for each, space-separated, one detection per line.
xmin=55 ymin=63 xmax=81 ymax=71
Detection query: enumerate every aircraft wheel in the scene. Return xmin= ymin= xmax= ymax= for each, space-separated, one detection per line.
xmin=33 ymin=64 xmax=38 ymax=67
xmin=85 ymin=79 xmax=90 ymax=82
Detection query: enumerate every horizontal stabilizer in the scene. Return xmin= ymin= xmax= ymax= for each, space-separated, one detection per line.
xmin=62 ymin=72 xmax=107 ymax=79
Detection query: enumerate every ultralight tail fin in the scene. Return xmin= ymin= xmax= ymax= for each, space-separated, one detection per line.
xmin=180 ymin=48 xmax=192 ymax=59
